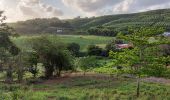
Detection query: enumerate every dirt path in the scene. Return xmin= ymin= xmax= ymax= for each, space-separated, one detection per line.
xmin=36 ymin=72 xmax=170 ymax=85
xmin=40 ymin=72 xmax=111 ymax=85
xmin=143 ymin=77 xmax=170 ymax=85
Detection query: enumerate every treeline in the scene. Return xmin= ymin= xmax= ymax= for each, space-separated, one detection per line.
xmin=87 ymin=26 xmax=118 ymax=36
xmin=9 ymin=18 xmax=73 ymax=34
xmin=9 ymin=9 xmax=170 ymax=36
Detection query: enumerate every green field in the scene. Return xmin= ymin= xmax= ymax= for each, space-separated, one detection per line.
xmin=0 ymin=74 xmax=170 ymax=100
xmin=12 ymin=35 xmax=113 ymax=51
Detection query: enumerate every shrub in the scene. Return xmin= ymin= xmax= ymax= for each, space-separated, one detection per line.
xmin=87 ymin=45 xmax=102 ymax=56
xmin=67 ymin=43 xmax=80 ymax=56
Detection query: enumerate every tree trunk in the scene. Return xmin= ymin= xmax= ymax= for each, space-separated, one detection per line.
xmin=17 ymin=69 xmax=23 ymax=83
xmin=136 ymin=75 xmax=140 ymax=97
xmin=83 ymin=71 xmax=86 ymax=76
xmin=33 ymin=73 xmax=36 ymax=78
xmin=136 ymin=48 xmax=144 ymax=97
xmin=6 ymin=66 xmax=13 ymax=83
xmin=56 ymin=67 xmax=61 ymax=77
xmin=45 ymin=65 xmax=54 ymax=79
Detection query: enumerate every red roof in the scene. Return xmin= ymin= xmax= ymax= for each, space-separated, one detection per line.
xmin=116 ymin=44 xmax=133 ymax=49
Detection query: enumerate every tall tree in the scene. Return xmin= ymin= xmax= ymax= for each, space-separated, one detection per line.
xmin=0 ymin=11 xmax=20 ymax=83
xmin=31 ymin=36 xmax=73 ymax=78
xmin=113 ymin=27 xmax=169 ymax=97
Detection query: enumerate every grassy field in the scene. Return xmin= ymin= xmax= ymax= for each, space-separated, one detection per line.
xmin=11 ymin=35 xmax=113 ymax=51
xmin=0 ymin=74 xmax=170 ymax=100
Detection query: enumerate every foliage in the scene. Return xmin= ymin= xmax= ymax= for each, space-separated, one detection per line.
xmin=31 ymin=36 xmax=73 ymax=78
xmin=88 ymin=26 xmax=117 ymax=36
xmin=87 ymin=45 xmax=102 ymax=56
xmin=110 ymin=27 xmax=170 ymax=97
xmin=0 ymin=11 xmax=20 ymax=83
xmin=27 ymin=52 xmax=39 ymax=78
xmin=75 ymin=56 xmax=99 ymax=74
xmin=67 ymin=42 xmax=80 ymax=56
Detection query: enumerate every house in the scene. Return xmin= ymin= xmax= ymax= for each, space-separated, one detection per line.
xmin=57 ymin=29 xmax=63 ymax=33
xmin=116 ymin=43 xmax=133 ymax=49
xmin=163 ymin=32 xmax=170 ymax=37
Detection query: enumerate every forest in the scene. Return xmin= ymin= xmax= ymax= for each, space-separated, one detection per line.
xmin=0 ymin=9 xmax=170 ymax=100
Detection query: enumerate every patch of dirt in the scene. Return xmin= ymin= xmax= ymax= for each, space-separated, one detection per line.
xmin=42 ymin=76 xmax=71 ymax=85
xmin=38 ymin=72 xmax=111 ymax=85
xmin=33 ymin=88 xmax=51 ymax=91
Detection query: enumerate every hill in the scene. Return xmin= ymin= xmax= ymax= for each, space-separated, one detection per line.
xmin=9 ymin=9 xmax=170 ymax=36
xmin=9 ymin=18 xmax=74 ymax=34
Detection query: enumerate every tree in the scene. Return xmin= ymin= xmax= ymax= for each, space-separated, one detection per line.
xmin=27 ymin=52 xmax=39 ymax=78
xmin=75 ymin=56 xmax=97 ymax=76
xmin=31 ymin=36 xmax=73 ymax=78
xmin=113 ymin=27 xmax=169 ymax=97
xmin=87 ymin=45 xmax=102 ymax=56
xmin=14 ymin=51 xmax=29 ymax=83
xmin=0 ymin=11 xmax=20 ymax=83
xmin=67 ymin=43 xmax=80 ymax=56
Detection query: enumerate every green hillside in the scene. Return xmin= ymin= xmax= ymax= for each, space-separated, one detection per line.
xmin=69 ymin=9 xmax=170 ymax=36
xmin=9 ymin=9 xmax=170 ymax=36
xmin=9 ymin=18 xmax=73 ymax=34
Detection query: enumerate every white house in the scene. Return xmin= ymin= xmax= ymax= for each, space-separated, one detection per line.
xmin=163 ymin=32 xmax=170 ymax=37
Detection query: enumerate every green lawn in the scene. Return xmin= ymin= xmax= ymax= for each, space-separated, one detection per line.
xmin=1 ymin=75 xmax=170 ymax=100
xmin=11 ymin=35 xmax=113 ymax=51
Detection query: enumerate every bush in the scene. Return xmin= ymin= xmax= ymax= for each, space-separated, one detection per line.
xmin=67 ymin=43 xmax=80 ymax=56
xmin=142 ymin=64 xmax=168 ymax=77
xmin=87 ymin=45 xmax=102 ymax=56
xmin=75 ymin=56 xmax=103 ymax=73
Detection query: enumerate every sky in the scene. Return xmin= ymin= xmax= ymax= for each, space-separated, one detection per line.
xmin=1 ymin=0 xmax=170 ymax=22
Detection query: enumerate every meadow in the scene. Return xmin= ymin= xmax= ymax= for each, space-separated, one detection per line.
xmin=11 ymin=35 xmax=113 ymax=51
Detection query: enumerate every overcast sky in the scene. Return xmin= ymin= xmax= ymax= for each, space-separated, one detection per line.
xmin=1 ymin=0 xmax=170 ymax=22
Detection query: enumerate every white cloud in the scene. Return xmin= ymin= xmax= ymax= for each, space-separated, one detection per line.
xmin=62 ymin=0 xmax=170 ymax=16
xmin=62 ymin=0 xmax=120 ymax=16
xmin=0 ymin=0 xmax=63 ymax=22
xmin=1 ymin=0 xmax=170 ymax=22
xmin=126 ymin=0 xmax=170 ymax=12
xmin=17 ymin=0 xmax=63 ymax=19
xmin=113 ymin=0 xmax=133 ymax=14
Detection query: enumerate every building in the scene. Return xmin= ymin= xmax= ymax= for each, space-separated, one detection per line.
xmin=163 ymin=32 xmax=170 ymax=37
xmin=116 ymin=43 xmax=133 ymax=49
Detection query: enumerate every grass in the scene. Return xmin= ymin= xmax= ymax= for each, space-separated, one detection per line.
xmin=0 ymin=75 xmax=170 ymax=100
xmin=11 ymin=35 xmax=113 ymax=51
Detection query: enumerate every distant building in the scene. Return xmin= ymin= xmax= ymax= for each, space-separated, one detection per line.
xmin=116 ymin=43 xmax=133 ymax=49
xmin=163 ymin=32 xmax=170 ymax=37
xmin=57 ymin=29 xmax=63 ymax=33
